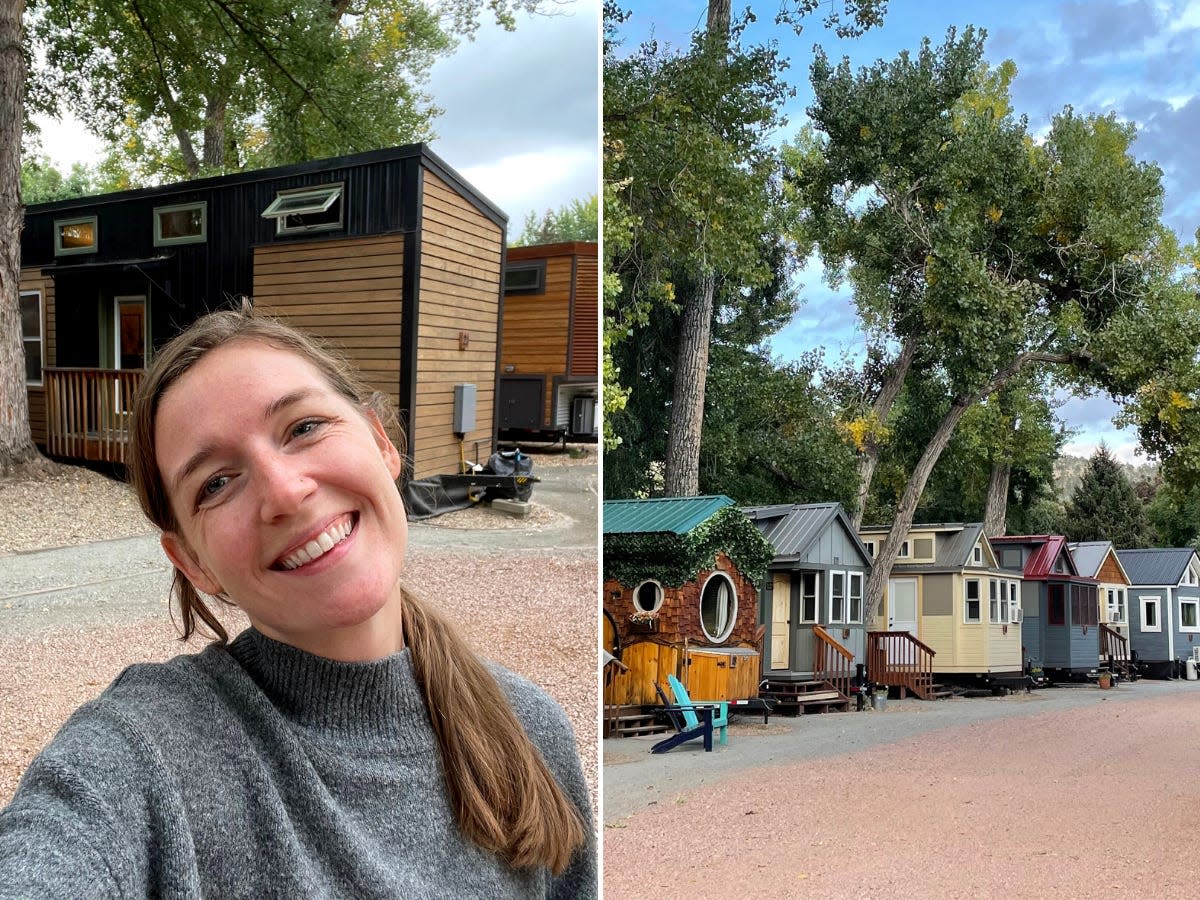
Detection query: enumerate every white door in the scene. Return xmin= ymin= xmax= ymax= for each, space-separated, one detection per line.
xmin=770 ymin=573 xmax=790 ymax=670
xmin=887 ymin=578 xmax=919 ymax=664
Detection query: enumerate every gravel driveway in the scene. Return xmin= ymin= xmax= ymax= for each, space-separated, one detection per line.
xmin=0 ymin=457 xmax=598 ymax=819
xmin=604 ymin=681 xmax=1200 ymax=898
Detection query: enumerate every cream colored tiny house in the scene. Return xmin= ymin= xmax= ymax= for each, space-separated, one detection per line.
xmin=858 ymin=522 xmax=1025 ymax=693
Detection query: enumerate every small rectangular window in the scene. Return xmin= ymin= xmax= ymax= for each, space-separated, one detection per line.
xmin=20 ymin=291 xmax=42 ymax=385
xmin=830 ymin=571 xmax=846 ymax=624
xmin=1048 ymin=584 xmax=1065 ymax=625
xmin=864 ymin=540 xmax=875 ymax=558
xmin=262 ymin=183 xmax=344 ymax=234
xmin=1001 ymin=548 xmax=1022 ymax=570
xmin=504 ymin=261 xmax=546 ymax=294
xmin=1008 ymin=582 xmax=1022 ymax=624
xmin=154 ymin=201 xmax=207 ymax=246
xmin=1181 ymin=599 xmax=1199 ymax=631
xmin=898 ymin=541 xmax=910 ymax=559
xmin=848 ymin=572 xmax=863 ymax=624
xmin=1142 ymin=597 xmax=1161 ymax=632
xmin=54 ymin=215 xmax=97 ymax=255
xmin=913 ymin=537 xmax=934 ymax=559
xmin=964 ymin=579 xmax=981 ymax=623
xmin=799 ymin=573 xmax=817 ymax=623
xmin=973 ymin=544 xmax=982 ymax=564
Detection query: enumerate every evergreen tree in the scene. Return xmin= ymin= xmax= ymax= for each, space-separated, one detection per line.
xmin=1064 ymin=447 xmax=1151 ymax=547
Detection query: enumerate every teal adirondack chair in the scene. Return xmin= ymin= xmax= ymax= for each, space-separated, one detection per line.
xmin=667 ymin=674 xmax=729 ymax=745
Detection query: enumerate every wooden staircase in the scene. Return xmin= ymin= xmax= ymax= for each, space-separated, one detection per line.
xmin=867 ymin=631 xmax=952 ymax=700
xmin=1100 ymin=623 xmax=1136 ymax=681
xmin=759 ymin=679 xmax=851 ymax=715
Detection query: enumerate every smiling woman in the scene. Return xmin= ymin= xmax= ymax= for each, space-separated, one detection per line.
xmin=0 ymin=304 xmax=596 ymax=897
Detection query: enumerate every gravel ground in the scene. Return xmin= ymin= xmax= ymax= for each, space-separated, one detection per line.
xmin=603 ymin=684 xmax=1200 ymax=898
xmin=0 ymin=462 xmax=598 ymax=822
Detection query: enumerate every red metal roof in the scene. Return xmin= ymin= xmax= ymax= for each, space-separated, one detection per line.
xmin=990 ymin=535 xmax=1097 ymax=582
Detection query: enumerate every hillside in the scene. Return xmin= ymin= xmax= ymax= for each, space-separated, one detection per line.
xmin=1053 ymin=454 xmax=1158 ymax=502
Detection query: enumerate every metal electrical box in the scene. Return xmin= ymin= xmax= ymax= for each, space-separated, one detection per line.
xmin=453 ymin=383 xmax=477 ymax=434
xmin=571 ymin=395 xmax=596 ymax=435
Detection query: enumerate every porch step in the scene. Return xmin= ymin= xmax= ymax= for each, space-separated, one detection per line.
xmin=759 ymin=679 xmax=851 ymax=715
xmin=605 ymin=707 xmax=671 ymax=738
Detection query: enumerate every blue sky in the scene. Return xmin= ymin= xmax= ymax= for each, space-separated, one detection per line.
xmin=612 ymin=0 xmax=1200 ymax=464
xmin=32 ymin=1 xmax=600 ymax=239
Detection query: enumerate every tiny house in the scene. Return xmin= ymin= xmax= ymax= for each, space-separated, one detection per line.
xmin=498 ymin=241 xmax=597 ymax=442
xmin=859 ymin=523 xmax=1024 ymax=693
xmin=19 ymin=145 xmax=504 ymax=508
xmin=602 ymin=495 xmax=774 ymax=710
xmin=744 ymin=503 xmax=872 ymax=696
xmin=1116 ymin=548 xmax=1200 ymax=679
xmin=1069 ymin=541 xmax=1134 ymax=672
xmin=992 ymin=535 xmax=1100 ymax=681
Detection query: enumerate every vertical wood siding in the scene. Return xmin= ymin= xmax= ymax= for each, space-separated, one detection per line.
xmin=415 ymin=171 xmax=502 ymax=479
xmin=569 ymin=255 xmax=598 ymax=377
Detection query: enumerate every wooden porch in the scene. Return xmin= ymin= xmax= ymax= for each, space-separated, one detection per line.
xmin=760 ymin=625 xmax=854 ymax=714
xmin=868 ymin=630 xmax=951 ymax=700
xmin=44 ymin=367 xmax=143 ymax=464
xmin=1100 ymin=622 xmax=1135 ymax=681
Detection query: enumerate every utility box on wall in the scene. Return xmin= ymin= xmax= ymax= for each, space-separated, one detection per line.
xmin=453 ymin=383 xmax=477 ymax=435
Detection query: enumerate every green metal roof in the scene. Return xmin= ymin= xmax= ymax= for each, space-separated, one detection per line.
xmin=602 ymin=495 xmax=734 ymax=535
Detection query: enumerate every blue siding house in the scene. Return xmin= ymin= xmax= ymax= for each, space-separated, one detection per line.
xmin=1115 ymin=549 xmax=1200 ymax=679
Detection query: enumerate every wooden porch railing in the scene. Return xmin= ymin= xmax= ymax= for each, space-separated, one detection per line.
xmin=45 ymin=368 xmax=144 ymax=464
xmin=812 ymin=624 xmax=854 ymax=699
xmin=867 ymin=630 xmax=938 ymax=700
xmin=1099 ymin=623 xmax=1133 ymax=680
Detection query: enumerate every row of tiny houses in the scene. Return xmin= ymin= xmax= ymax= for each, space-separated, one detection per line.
xmin=603 ymin=494 xmax=1200 ymax=727
xmin=18 ymin=143 xmax=592 ymax=508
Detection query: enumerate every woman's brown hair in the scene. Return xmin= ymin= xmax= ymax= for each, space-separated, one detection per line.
xmin=128 ymin=302 xmax=585 ymax=874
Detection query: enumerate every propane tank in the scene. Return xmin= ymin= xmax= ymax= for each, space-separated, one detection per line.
xmin=1187 ymin=659 xmax=1197 ymax=681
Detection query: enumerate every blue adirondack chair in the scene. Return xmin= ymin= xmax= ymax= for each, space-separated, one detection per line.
xmin=667 ymin=674 xmax=729 ymax=745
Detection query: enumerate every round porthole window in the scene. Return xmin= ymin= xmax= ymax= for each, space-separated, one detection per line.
xmin=699 ymin=572 xmax=737 ymax=643
xmin=633 ymin=580 xmax=663 ymax=614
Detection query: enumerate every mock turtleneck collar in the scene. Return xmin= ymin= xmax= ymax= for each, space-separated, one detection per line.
xmin=224 ymin=628 xmax=434 ymax=746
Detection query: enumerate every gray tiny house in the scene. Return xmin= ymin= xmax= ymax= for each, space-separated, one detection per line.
xmin=744 ymin=502 xmax=872 ymax=701
xmin=1116 ymin=549 xmax=1200 ymax=678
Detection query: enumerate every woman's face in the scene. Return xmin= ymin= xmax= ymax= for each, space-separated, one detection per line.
xmin=155 ymin=339 xmax=409 ymax=661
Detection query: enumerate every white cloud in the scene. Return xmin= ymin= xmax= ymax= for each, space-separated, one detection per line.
xmin=455 ymin=147 xmax=597 ymax=227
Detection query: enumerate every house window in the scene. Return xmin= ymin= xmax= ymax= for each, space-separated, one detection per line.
xmin=1107 ymin=589 xmax=1127 ymax=624
xmin=699 ymin=572 xmax=737 ymax=643
xmin=1048 ymin=584 xmax=1065 ymax=625
xmin=1069 ymin=584 xmax=1098 ymax=628
xmin=19 ymin=291 xmax=42 ymax=385
xmin=799 ymin=572 xmax=818 ymax=623
xmin=1184 ymin=564 xmax=1199 ymax=587
xmin=973 ymin=544 xmax=983 ymax=564
xmin=632 ymin=580 xmax=663 ymax=614
xmin=261 ymin=183 xmax=344 ymax=234
xmin=1181 ymin=598 xmax=1199 ymax=632
xmin=848 ymin=572 xmax=863 ymax=624
xmin=1001 ymin=548 xmax=1022 ymax=570
xmin=1141 ymin=596 xmax=1161 ymax=633
xmin=864 ymin=540 xmax=875 ymax=558
xmin=154 ymin=201 xmax=207 ymax=246
xmin=898 ymin=541 xmax=910 ymax=559
xmin=1008 ymin=581 xmax=1022 ymax=624
xmin=964 ymin=579 xmax=981 ymax=623
xmin=990 ymin=580 xmax=1005 ymax=624
xmin=54 ymin=215 xmax=97 ymax=255
xmin=829 ymin=571 xmax=846 ymax=624
xmin=504 ymin=261 xmax=546 ymax=294
xmin=913 ymin=537 xmax=934 ymax=559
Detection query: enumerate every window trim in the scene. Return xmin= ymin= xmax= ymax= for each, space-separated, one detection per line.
xmin=848 ymin=571 xmax=863 ymax=624
xmin=1141 ymin=595 xmax=1162 ymax=633
xmin=1180 ymin=597 xmax=1200 ymax=633
xmin=1008 ymin=580 xmax=1022 ymax=624
xmin=698 ymin=571 xmax=737 ymax=643
xmin=632 ymin=579 xmax=664 ymax=615
xmin=973 ymin=544 xmax=983 ymax=564
xmin=19 ymin=290 xmax=43 ymax=386
xmin=964 ymin=578 xmax=981 ymax=624
xmin=54 ymin=215 xmax=98 ymax=256
xmin=863 ymin=540 xmax=876 ymax=558
xmin=797 ymin=572 xmax=818 ymax=624
xmin=504 ymin=260 xmax=547 ymax=295
xmin=828 ymin=570 xmax=847 ymax=625
xmin=897 ymin=540 xmax=910 ymax=559
xmin=262 ymin=183 xmax=344 ymax=235
xmin=153 ymin=200 xmax=207 ymax=246
xmin=989 ymin=579 xmax=1005 ymax=624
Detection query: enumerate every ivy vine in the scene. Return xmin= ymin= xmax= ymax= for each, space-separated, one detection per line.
xmin=604 ymin=505 xmax=775 ymax=589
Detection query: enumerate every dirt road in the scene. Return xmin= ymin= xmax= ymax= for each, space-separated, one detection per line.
xmin=604 ymin=682 xmax=1200 ymax=899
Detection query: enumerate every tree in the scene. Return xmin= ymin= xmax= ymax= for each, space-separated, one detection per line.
xmin=1064 ymin=446 xmax=1151 ymax=547
xmin=790 ymin=29 xmax=1200 ymax=626
xmin=30 ymin=0 xmax=549 ymax=181
xmin=0 ymin=0 xmax=35 ymax=474
xmin=20 ymin=154 xmax=97 ymax=204
xmin=512 ymin=195 xmax=597 ymax=246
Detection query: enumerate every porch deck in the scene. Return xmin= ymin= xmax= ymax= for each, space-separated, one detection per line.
xmin=44 ymin=368 xmax=143 ymax=465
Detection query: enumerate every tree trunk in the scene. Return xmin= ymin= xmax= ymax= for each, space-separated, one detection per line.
xmin=0 ymin=0 xmax=37 ymax=474
xmin=662 ymin=271 xmax=715 ymax=497
xmin=706 ymin=0 xmax=731 ymax=36
xmin=851 ymin=335 xmax=917 ymax=529
xmin=202 ymin=94 xmax=227 ymax=171
xmin=982 ymin=461 xmax=1010 ymax=537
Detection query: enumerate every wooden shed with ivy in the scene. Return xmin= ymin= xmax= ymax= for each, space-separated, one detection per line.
xmin=602 ymin=495 xmax=775 ymax=713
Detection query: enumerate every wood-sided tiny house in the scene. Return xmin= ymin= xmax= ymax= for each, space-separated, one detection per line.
xmin=991 ymin=535 xmax=1101 ymax=681
xmin=1069 ymin=541 xmax=1135 ymax=676
xmin=858 ymin=522 xmax=1024 ymax=696
xmin=602 ymin=495 xmax=775 ymax=720
xmin=18 ymin=145 xmax=505 ymax=507
xmin=498 ymin=242 xmax=597 ymax=442
xmin=743 ymin=502 xmax=871 ymax=702
xmin=1116 ymin=548 xmax=1200 ymax=679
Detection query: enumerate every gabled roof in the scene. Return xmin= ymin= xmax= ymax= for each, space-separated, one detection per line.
xmin=1116 ymin=548 xmax=1199 ymax=586
xmin=602 ymin=495 xmax=734 ymax=535
xmin=857 ymin=522 xmax=992 ymax=571
xmin=992 ymin=535 xmax=1086 ymax=580
xmin=742 ymin=502 xmax=869 ymax=564
xmin=1068 ymin=541 xmax=1131 ymax=583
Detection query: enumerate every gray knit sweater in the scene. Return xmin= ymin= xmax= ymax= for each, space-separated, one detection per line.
xmin=0 ymin=629 xmax=596 ymax=898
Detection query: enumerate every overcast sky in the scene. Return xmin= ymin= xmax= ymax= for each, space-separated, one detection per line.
xmin=32 ymin=0 xmax=600 ymax=236
xmin=615 ymin=0 xmax=1200 ymax=465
